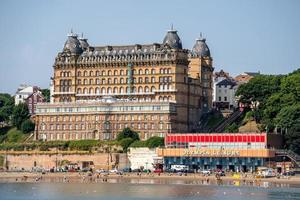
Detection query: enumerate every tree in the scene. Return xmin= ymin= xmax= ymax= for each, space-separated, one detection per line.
xmin=284 ymin=124 xmax=300 ymax=154
xmin=41 ymin=89 xmax=50 ymax=102
xmin=119 ymin=138 xmax=134 ymax=152
xmin=224 ymin=123 xmax=239 ymax=133
xmin=116 ymin=128 xmax=140 ymax=141
xmin=21 ymin=119 xmax=35 ymax=133
xmin=0 ymin=93 xmax=14 ymax=123
xmin=11 ymin=103 xmax=30 ymax=130
xmin=146 ymin=136 xmax=164 ymax=148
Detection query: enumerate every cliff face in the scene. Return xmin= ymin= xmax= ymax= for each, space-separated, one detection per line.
xmin=239 ymin=120 xmax=260 ymax=133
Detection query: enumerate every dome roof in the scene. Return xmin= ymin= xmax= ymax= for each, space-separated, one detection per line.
xmin=163 ymin=29 xmax=182 ymax=49
xmin=79 ymin=34 xmax=89 ymax=50
xmin=63 ymin=33 xmax=83 ymax=54
xmin=191 ymin=37 xmax=210 ymax=57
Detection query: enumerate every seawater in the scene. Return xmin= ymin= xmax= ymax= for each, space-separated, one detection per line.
xmin=0 ymin=182 xmax=299 ymax=200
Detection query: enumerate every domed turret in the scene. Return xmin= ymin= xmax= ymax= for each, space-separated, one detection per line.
xmin=79 ymin=33 xmax=89 ymax=50
xmin=163 ymin=26 xmax=182 ymax=49
xmin=191 ymin=34 xmax=211 ymax=57
xmin=63 ymin=31 xmax=83 ymax=55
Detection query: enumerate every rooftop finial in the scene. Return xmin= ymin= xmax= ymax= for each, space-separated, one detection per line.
xmin=171 ymin=23 xmax=173 ymax=30
xmin=200 ymin=32 xmax=203 ymax=39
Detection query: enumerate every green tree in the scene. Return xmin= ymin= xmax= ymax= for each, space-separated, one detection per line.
xmin=146 ymin=136 xmax=164 ymax=148
xmin=0 ymin=93 xmax=14 ymax=123
xmin=41 ymin=89 xmax=50 ymax=102
xmin=116 ymin=127 xmax=140 ymax=141
xmin=11 ymin=103 xmax=30 ymax=130
xmin=21 ymin=119 xmax=35 ymax=133
xmin=224 ymin=123 xmax=239 ymax=133
xmin=119 ymin=138 xmax=134 ymax=152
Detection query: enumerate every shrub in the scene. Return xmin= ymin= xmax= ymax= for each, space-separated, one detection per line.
xmin=21 ymin=119 xmax=35 ymax=133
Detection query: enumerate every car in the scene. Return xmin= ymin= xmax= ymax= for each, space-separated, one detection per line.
xmin=200 ymin=170 xmax=211 ymax=176
xmin=164 ymin=168 xmax=176 ymax=173
xmin=109 ymin=169 xmax=119 ymax=173
xmin=96 ymin=169 xmax=109 ymax=174
xmin=132 ymin=169 xmax=141 ymax=173
xmin=282 ymin=171 xmax=295 ymax=176
xmin=122 ymin=168 xmax=131 ymax=173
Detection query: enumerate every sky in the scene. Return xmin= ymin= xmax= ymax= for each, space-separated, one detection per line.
xmin=0 ymin=0 xmax=299 ymax=94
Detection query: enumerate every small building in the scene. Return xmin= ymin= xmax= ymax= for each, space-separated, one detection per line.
xmin=214 ymin=78 xmax=238 ymax=110
xmin=157 ymin=133 xmax=277 ymax=172
xmin=25 ymin=91 xmax=45 ymax=115
xmin=15 ymin=84 xmax=45 ymax=115
xmin=128 ymin=147 xmax=161 ymax=171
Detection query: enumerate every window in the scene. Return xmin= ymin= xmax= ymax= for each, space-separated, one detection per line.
xmin=219 ymin=96 xmax=221 ymax=101
xmin=224 ymin=96 xmax=227 ymax=101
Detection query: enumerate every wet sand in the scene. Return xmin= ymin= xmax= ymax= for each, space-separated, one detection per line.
xmin=1 ymin=172 xmax=300 ymax=187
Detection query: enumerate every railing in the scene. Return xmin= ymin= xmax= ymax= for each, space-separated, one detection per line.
xmin=275 ymin=149 xmax=300 ymax=167
xmin=211 ymin=110 xmax=243 ymax=133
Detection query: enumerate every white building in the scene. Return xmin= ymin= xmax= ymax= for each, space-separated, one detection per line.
xmin=214 ymin=78 xmax=238 ymax=110
xmin=15 ymin=85 xmax=37 ymax=105
xmin=127 ymin=148 xmax=161 ymax=171
xmin=212 ymin=70 xmax=231 ymax=102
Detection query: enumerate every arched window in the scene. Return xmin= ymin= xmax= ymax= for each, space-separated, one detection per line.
xmin=83 ymin=88 xmax=88 ymax=94
xmin=139 ymin=77 xmax=143 ymax=83
xmin=132 ymin=69 xmax=136 ymax=75
xmin=164 ymin=68 xmax=168 ymax=74
xmin=95 ymin=87 xmax=100 ymax=94
xmin=120 ymin=87 xmax=124 ymax=93
xmin=145 ymin=69 xmax=149 ymax=74
xmin=145 ymin=86 xmax=149 ymax=93
xmin=163 ymin=96 xmax=168 ymax=102
xmin=113 ymin=87 xmax=118 ymax=93
xmin=114 ymin=78 xmax=118 ymax=84
xmin=84 ymin=79 xmax=87 ymax=85
xmin=89 ymin=88 xmax=93 ymax=94
xmin=96 ymin=78 xmax=100 ymax=84
xmin=160 ymin=69 xmax=163 ymax=74
xmin=168 ymin=68 xmax=172 ymax=74
xmin=101 ymin=87 xmax=106 ymax=94
xmin=120 ymin=78 xmax=124 ymax=84
xmin=107 ymin=87 xmax=112 ymax=94
xmin=159 ymin=96 xmax=163 ymax=101
xmin=132 ymin=87 xmax=136 ymax=93
xmin=101 ymin=70 xmax=105 ymax=76
xmin=126 ymin=87 xmax=130 ymax=93
xmin=151 ymin=69 xmax=155 ymax=74
xmin=138 ymin=86 xmax=143 ymax=93
xmin=77 ymin=88 xmax=82 ymax=94
xmin=168 ymin=96 xmax=172 ymax=101
xmin=151 ymin=86 xmax=155 ymax=92
xmin=108 ymin=70 xmax=112 ymax=76
xmin=102 ymin=79 xmax=106 ymax=84
xmin=151 ymin=77 xmax=155 ymax=83
xmin=138 ymin=69 xmax=143 ymax=75
xmin=89 ymin=79 xmax=93 ymax=84
xmin=114 ymin=70 xmax=118 ymax=75
xmin=84 ymin=71 xmax=88 ymax=76
xmin=77 ymin=71 xmax=81 ymax=77
xmin=120 ymin=70 xmax=124 ymax=75
xmin=108 ymin=78 xmax=112 ymax=84
xmin=145 ymin=77 xmax=149 ymax=83
xmin=95 ymin=71 xmax=100 ymax=76
xmin=90 ymin=71 xmax=93 ymax=76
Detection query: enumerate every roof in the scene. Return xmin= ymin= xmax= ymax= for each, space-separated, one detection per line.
xmin=216 ymin=78 xmax=237 ymax=88
xmin=162 ymin=29 xmax=183 ymax=49
xmin=191 ymin=38 xmax=210 ymax=57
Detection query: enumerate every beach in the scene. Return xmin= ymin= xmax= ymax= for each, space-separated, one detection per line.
xmin=1 ymin=172 xmax=300 ymax=187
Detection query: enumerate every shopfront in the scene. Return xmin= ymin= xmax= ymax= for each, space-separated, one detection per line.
xmin=157 ymin=133 xmax=276 ymax=172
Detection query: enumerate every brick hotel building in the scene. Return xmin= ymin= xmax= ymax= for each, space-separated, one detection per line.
xmin=34 ymin=29 xmax=214 ymax=141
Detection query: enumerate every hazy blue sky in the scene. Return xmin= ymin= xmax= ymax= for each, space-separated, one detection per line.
xmin=0 ymin=0 xmax=299 ymax=94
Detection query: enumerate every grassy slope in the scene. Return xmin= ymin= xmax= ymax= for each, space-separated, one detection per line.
xmin=0 ymin=127 xmax=28 ymax=143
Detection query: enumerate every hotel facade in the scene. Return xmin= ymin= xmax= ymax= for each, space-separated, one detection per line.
xmin=34 ymin=29 xmax=214 ymax=141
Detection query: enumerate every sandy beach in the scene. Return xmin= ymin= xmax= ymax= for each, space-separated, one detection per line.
xmin=1 ymin=172 xmax=300 ymax=187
